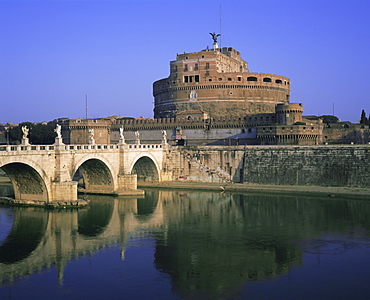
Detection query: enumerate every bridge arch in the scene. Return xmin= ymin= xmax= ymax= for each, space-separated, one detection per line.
xmin=0 ymin=161 xmax=50 ymax=202
xmin=73 ymin=156 xmax=116 ymax=193
xmin=130 ymin=154 xmax=160 ymax=182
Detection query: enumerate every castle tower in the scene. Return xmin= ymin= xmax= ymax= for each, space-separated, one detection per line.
xmin=276 ymin=103 xmax=304 ymax=125
xmin=153 ymin=36 xmax=291 ymax=119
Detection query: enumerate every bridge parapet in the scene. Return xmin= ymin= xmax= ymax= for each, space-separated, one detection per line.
xmin=0 ymin=143 xmax=166 ymax=154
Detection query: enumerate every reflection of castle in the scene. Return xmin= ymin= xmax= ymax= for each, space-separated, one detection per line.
xmin=60 ymin=36 xmax=369 ymax=146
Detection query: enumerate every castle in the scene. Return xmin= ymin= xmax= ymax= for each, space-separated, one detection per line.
xmin=57 ymin=35 xmax=369 ymax=146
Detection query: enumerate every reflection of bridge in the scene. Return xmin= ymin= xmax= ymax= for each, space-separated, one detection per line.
xmin=0 ymin=193 xmax=164 ymax=284
xmin=0 ymin=143 xmax=171 ymax=203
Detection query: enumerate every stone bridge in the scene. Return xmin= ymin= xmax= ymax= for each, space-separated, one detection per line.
xmin=0 ymin=143 xmax=172 ymax=203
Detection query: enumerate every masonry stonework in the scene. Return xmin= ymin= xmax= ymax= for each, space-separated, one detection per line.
xmin=242 ymin=145 xmax=370 ymax=187
xmin=153 ymin=47 xmax=290 ymax=119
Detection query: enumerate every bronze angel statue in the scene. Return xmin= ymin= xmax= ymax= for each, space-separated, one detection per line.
xmin=210 ymin=32 xmax=221 ymax=43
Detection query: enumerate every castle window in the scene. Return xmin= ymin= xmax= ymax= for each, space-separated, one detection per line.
xmin=228 ymin=78 xmax=232 ymax=81
xmin=247 ymin=76 xmax=258 ymax=82
xmin=275 ymin=79 xmax=283 ymax=84
xmin=219 ymin=78 xmax=222 ymax=81
xmin=205 ymin=62 xmax=210 ymax=69
xmin=238 ymin=77 xmax=242 ymax=81
xmin=184 ymin=76 xmax=189 ymax=83
xmin=184 ymin=64 xmax=188 ymax=72
xmin=195 ymin=75 xmax=200 ymax=82
xmin=205 ymin=71 xmax=210 ymax=76
xmin=209 ymin=79 xmax=212 ymax=81
xmin=194 ymin=63 xmax=199 ymax=70
xmin=263 ymin=77 xmax=272 ymax=82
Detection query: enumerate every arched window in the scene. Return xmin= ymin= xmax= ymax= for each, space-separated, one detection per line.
xmin=247 ymin=76 xmax=258 ymax=82
xmin=275 ymin=79 xmax=282 ymax=84
xmin=263 ymin=77 xmax=272 ymax=82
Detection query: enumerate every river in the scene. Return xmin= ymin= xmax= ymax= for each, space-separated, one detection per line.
xmin=1 ymin=185 xmax=370 ymax=299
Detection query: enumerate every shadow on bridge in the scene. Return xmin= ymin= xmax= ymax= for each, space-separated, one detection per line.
xmin=131 ymin=156 xmax=159 ymax=183
xmin=2 ymin=163 xmax=48 ymax=202
xmin=76 ymin=158 xmax=115 ymax=194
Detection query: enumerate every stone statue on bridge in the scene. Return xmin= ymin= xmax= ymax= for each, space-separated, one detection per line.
xmin=161 ymin=130 xmax=167 ymax=144
xmin=53 ymin=124 xmax=64 ymax=145
xmin=88 ymin=129 xmax=95 ymax=145
xmin=22 ymin=126 xmax=29 ymax=139
xmin=135 ymin=131 xmax=140 ymax=144
xmin=119 ymin=127 xmax=126 ymax=144
xmin=54 ymin=124 xmax=62 ymax=139
xmin=21 ymin=126 xmax=30 ymax=145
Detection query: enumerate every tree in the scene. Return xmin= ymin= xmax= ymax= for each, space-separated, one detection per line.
xmin=360 ymin=109 xmax=368 ymax=125
xmin=319 ymin=115 xmax=339 ymax=123
xmin=7 ymin=121 xmax=57 ymax=144
xmin=30 ymin=122 xmax=56 ymax=144
xmin=8 ymin=122 xmax=33 ymax=143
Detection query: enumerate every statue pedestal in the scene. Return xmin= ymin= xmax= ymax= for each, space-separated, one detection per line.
xmin=21 ymin=138 xmax=30 ymax=145
xmin=118 ymin=139 xmax=126 ymax=145
xmin=89 ymin=138 xmax=95 ymax=145
xmin=54 ymin=137 xmax=64 ymax=145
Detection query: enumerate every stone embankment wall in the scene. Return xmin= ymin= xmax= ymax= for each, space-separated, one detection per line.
xmin=242 ymin=145 xmax=370 ymax=187
xmin=175 ymin=145 xmax=370 ymax=188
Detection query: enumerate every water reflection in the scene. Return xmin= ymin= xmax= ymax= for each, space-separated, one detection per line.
xmin=0 ymin=187 xmax=370 ymax=299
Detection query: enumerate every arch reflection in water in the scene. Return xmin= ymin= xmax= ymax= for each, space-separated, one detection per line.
xmin=1 ymin=190 xmax=370 ymax=299
xmin=78 ymin=196 xmax=115 ymax=237
xmin=0 ymin=207 xmax=48 ymax=265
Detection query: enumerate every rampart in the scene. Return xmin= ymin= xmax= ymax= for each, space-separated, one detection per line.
xmin=242 ymin=145 xmax=370 ymax=187
xmin=173 ymin=145 xmax=370 ymax=188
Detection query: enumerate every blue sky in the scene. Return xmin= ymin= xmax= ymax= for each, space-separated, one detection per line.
xmin=1 ymin=0 xmax=369 ymax=124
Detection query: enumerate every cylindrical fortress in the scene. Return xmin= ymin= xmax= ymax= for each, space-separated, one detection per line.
xmin=153 ymin=47 xmax=291 ymax=118
xmin=276 ymin=103 xmax=304 ymax=125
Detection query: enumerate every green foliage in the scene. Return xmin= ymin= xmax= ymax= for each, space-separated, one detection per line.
xmin=320 ymin=115 xmax=339 ymax=123
xmin=8 ymin=122 xmax=33 ymax=143
xmin=360 ymin=109 xmax=369 ymax=125
xmin=8 ymin=121 xmax=56 ymax=144
xmin=31 ymin=122 xmax=57 ymax=144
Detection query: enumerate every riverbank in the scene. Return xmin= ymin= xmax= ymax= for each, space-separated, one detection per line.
xmin=139 ymin=181 xmax=370 ymax=200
